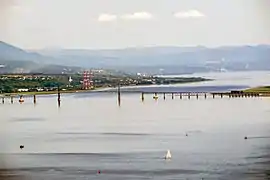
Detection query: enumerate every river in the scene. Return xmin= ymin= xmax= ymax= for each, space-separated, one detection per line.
xmin=0 ymin=71 xmax=270 ymax=179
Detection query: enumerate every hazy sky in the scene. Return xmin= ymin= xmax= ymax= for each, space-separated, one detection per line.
xmin=0 ymin=0 xmax=269 ymax=49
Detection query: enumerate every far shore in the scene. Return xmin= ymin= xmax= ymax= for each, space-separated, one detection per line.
xmin=1 ymin=79 xmax=212 ymax=97
xmin=1 ymin=83 xmax=200 ymax=97
xmin=2 ymin=88 xmax=104 ymax=97
xmin=244 ymin=86 xmax=270 ymax=93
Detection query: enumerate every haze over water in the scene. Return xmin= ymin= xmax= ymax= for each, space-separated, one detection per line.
xmin=1 ymin=71 xmax=270 ymax=180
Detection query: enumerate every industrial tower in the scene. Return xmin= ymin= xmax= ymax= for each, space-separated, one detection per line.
xmin=82 ymin=70 xmax=93 ymax=89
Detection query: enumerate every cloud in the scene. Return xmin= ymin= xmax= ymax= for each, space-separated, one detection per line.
xmin=98 ymin=14 xmax=117 ymax=22
xmin=121 ymin=12 xmax=153 ymax=20
xmin=174 ymin=10 xmax=205 ymax=19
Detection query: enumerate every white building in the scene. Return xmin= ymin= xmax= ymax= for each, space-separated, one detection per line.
xmin=18 ymin=88 xmax=29 ymax=92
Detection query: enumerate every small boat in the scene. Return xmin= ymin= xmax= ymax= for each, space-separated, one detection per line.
xmin=19 ymin=95 xmax=24 ymax=103
xmin=19 ymin=98 xmax=24 ymax=103
xmin=165 ymin=150 xmax=172 ymax=160
xmin=153 ymin=95 xmax=158 ymax=100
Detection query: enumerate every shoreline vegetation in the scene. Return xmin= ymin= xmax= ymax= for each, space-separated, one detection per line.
xmin=0 ymin=74 xmax=211 ymax=96
xmin=244 ymin=86 xmax=270 ymax=93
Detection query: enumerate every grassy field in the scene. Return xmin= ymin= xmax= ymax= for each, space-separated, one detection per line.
xmin=244 ymin=86 xmax=270 ymax=93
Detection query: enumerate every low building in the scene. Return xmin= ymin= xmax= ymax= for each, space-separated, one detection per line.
xmin=18 ymin=88 xmax=29 ymax=92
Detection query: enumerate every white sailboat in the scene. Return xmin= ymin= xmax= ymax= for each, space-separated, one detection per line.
xmin=165 ymin=150 xmax=172 ymax=160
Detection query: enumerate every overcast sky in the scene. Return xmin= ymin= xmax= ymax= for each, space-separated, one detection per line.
xmin=0 ymin=0 xmax=269 ymax=49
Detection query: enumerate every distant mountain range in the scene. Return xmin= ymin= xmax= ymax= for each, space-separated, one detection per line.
xmin=0 ymin=41 xmax=83 ymax=74
xmin=1 ymin=41 xmax=270 ymax=75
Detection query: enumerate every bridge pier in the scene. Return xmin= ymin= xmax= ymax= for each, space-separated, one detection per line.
xmin=204 ymin=93 xmax=207 ymax=99
xmin=163 ymin=93 xmax=166 ymax=100
xmin=33 ymin=95 xmax=37 ymax=104
xmin=58 ymin=87 xmax=61 ymax=107
xmin=196 ymin=93 xmax=199 ymax=99
xmin=188 ymin=93 xmax=190 ymax=99
xmin=172 ymin=93 xmax=174 ymax=100
xmin=213 ymin=94 xmax=215 ymax=99
xmin=180 ymin=93 xmax=182 ymax=99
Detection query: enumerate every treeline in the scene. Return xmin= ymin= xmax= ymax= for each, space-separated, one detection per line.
xmin=0 ymin=77 xmax=77 ymax=93
xmin=0 ymin=75 xmax=210 ymax=93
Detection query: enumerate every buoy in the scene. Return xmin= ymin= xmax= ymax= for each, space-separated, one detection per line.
xmin=97 ymin=170 xmax=101 ymax=174
xmin=165 ymin=150 xmax=172 ymax=160
xmin=20 ymin=145 xmax=24 ymax=149
xmin=244 ymin=136 xmax=247 ymax=140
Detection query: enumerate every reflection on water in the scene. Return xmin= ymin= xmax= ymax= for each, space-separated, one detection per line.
xmin=0 ymin=71 xmax=270 ymax=179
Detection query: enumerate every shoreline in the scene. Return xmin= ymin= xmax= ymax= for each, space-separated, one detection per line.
xmin=2 ymin=80 xmax=210 ymax=97
xmin=2 ymin=79 xmax=269 ymax=97
xmin=0 ymin=76 xmax=211 ymax=97
xmin=244 ymin=86 xmax=270 ymax=93
xmin=2 ymin=88 xmax=101 ymax=97
xmin=1 ymin=85 xmax=270 ymax=98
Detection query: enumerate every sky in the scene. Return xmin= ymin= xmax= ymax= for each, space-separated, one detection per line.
xmin=0 ymin=0 xmax=270 ymax=49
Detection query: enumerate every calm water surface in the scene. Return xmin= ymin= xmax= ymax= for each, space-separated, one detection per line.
xmin=0 ymin=71 xmax=270 ymax=180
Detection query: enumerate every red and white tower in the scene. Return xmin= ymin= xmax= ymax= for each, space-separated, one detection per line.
xmin=89 ymin=71 xmax=94 ymax=88
xmin=82 ymin=71 xmax=93 ymax=89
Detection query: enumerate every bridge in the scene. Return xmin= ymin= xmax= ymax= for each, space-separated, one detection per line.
xmin=1 ymin=88 xmax=269 ymax=107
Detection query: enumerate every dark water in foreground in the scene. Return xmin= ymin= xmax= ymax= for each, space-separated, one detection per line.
xmin=0 ymin=71 xmax=270 ymax=179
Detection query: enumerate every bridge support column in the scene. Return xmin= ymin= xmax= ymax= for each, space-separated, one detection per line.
xmin=188 ymin=93 xmax=190 ymax=99
xmin=204 ymin=93 xmax=207 ymax=99
xmin=141 ymin=92 xmax=144 ymax=102
xmin=33 ymin=95 xmax=37 ymax=104
xmin=58 ymin=87 xmax=61 ymax=107
xmin=196 ymin=93 xmax=199 ymax=99
xmin=180 ymin=93 xmax=182 ymax=99
xmin=213 ymin=94 xmax=215 ymax=99
xmin=163 ymin=93 xmax=166 ymax=100
xmin=172 ymin=93 xmax=174 ymax=100
xmin=221 ymin=94 xmax=223 ymax=98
